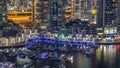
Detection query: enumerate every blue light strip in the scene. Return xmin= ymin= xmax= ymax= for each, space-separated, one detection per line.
xmin=26 ymin=37 xmax=95 ymax=46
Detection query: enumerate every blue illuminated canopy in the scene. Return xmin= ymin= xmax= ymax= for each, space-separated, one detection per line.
xmin=25 ymin=36 xmax=95 ymax=46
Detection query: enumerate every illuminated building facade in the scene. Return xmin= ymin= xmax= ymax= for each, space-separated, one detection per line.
xmin=64 ymin=0 xmax=81 ymax=21
xmin=36 ymin=0 xmax=65 ymax=30
xmin=97 ymin=0 xmax=104 ymax=27
xmin=96 ymin=0 xmax=118 ymax=34
xmin=0 ymin=0 xmax=7 ymax=26
xmin=104 ymin=0 xmax=118 ymax=27
xmin=7 ymin=0 xmax=33 ymax=27
xmin=79 ymin=0 xmax=93 ymax=21
xmin=103 ymin=0 xmax=118 ymax=34
xmin=73 ymin=0 xmax=80 ymax=19
xmin=71 ymin=0 xmax=75 ymax=20
xmin=117 ymin=0 xmax=120 ymax=32
xmin=7 ymin=0 xmax=65 ymax=28
xmin=64 ymin=0 xmax=96 ymax=23
xmin=64 ymin=0 xmax=73 ymax=22
xmin=49 ymin=0 xmax=65 ymax=30
xmin=95 ymin=0 xmax=104 ymax=34
xmin=36 ymin=0 xmax=49 ymax=29
xmin=8 ymin=0 xmax=32 ymax=11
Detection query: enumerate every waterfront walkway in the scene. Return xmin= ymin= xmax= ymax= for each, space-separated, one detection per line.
xmin=0 ymin=36 xmax=120 ymax=49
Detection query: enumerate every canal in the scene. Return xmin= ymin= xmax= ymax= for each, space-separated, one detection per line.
xmin=0 ymin=45 xmax=120 ymax=68
xmin=32 ymin=45 xmax=120 ymax=68
xmin=66 ymin=45 xmax=120 ymax=68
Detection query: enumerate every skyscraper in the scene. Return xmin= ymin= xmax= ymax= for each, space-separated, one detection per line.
xmin=73 ymin=0 xmax=81 ymax=19
xmin=64 ymin=0 xmax=95 ymax=23
xmin=36 ymin=0 xmax=65 ymax=30
xmin=36 ymin=0 xmax=50 ymax=29
xmin=97 ymin=0 xmax=104 ymax=27
xmin=97 ymin=0 xmax=118 ymax=34
xmin=64 ymin=0 xmax=73 ymax=22
xmin=80 ymin=0 xmax=93 ymax=21
xmin=104 ymin=0 xmax=118 ymax=27
xmin=49 ymin=0 xmax=65 ymax=30
xmin=105 ymin=0 xmax=118 ymax=34
xmin=117 ymin=0 xmax=120 ymax=32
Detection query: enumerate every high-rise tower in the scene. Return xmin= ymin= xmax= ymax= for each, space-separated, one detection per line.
xmin=97 ymin=0 xmax=118 ymax=34
xmin=117 ymin=0 xmax=120 ymax=32
xmin=80 ymin=0 xmax=93 ymax=21
xmin=64 ymin=0 xmax=95 ymax=22
xmin=36 ymin=0 xmax=65 ymax=30
xmin=35 ymin=0 xmax=49 ymax=29
xmin=65 ymin=0 xmax=81 ymax=21
xmin=104 ymin=0 xmax=118 ymax=27
xmin=49 ymin=0 xmax=65 ymax=30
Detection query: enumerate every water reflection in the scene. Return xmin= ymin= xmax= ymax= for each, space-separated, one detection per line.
xmin=32 ymin=45 xmax=120 ymax=68
xmin=1 ymin=45 xmax=120 ymax=68
xmin=69 ymin=45 xmax=120 ymax=68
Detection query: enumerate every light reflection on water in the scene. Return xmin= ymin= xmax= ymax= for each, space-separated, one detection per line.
xmin=70 ymin=45 xmax=120 ymax=68
xmin=1 ymin=45 xmax=120 ymax=68
xmin=31 ymin=45 xmax=120 ymax=68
